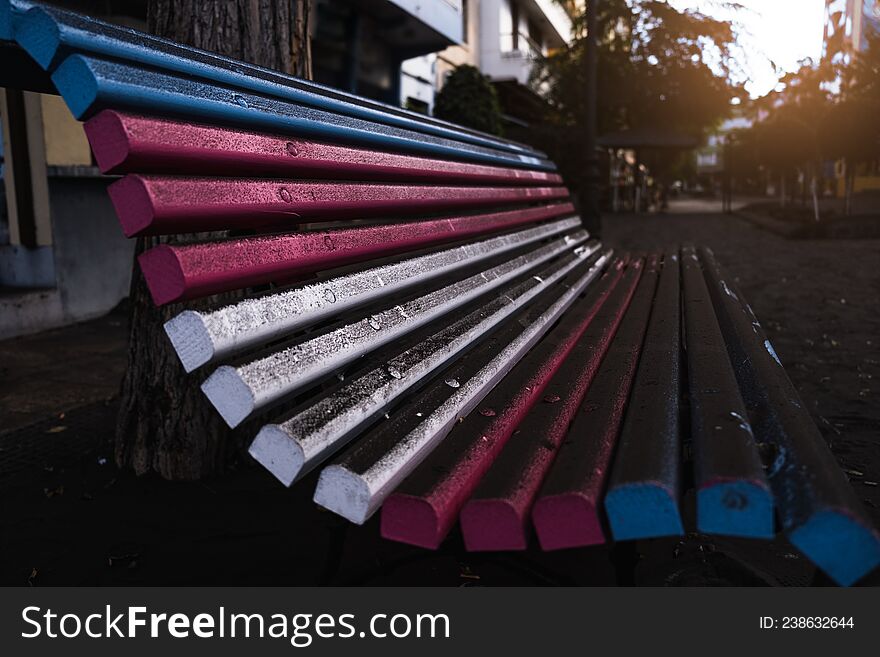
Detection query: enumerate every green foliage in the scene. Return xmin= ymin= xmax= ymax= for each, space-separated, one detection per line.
xmin=733 ymin=32 xmax=880 ymax=179
xmin=530 ymin=0 xmax=742 ymax=186
xmin=434 ymin=65 xmax=503 ymax=136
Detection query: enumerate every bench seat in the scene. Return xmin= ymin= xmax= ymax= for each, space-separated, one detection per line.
xmin=3 ymin=0 xmax=879 ymax=587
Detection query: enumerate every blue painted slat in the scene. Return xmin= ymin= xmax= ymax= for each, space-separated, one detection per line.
xmin=604 ymin=250 xmax=684 ymax=541
xmin=700 ymin=246 xmax=880 ymax=586
xmin=0 ymin=0 xmax=31 ymax=40
xmin=681 ymin=244 xmax=774 ymax=539
xmin=50 ymin=54 xmax=555 ymax=171
xmin=14 ymin=3 xmax=549 ymax=163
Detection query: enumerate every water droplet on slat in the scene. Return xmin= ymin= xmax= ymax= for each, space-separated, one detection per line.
xmin=388 ymin=366 xmax=402 ymax=379
xmin=445 ymin=378 xmax=460 ymax=389
xmin=479 ymin=408 xmax=496 ymax=417
xmin=543 ymin=394 xmax=561 ymax=404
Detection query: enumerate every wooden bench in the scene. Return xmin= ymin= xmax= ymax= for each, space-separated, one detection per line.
xmin=4 ymin=0 xmax=879 ymax=586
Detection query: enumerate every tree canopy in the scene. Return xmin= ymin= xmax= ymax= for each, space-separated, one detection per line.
xmin=434 ymin=65 xmax=504 ymax=136
xmin=530 ymin=0 xmax=743 ymax=187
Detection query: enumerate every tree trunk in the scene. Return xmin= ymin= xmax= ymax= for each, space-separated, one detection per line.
xmin=115 ymin=0 xmax=312 ymax=480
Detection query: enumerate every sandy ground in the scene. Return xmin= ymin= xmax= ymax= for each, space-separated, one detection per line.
xmin=0 ymin=204 xmax=877 ymax=586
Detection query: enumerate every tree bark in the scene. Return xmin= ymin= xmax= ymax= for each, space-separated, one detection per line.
xmin=115 ymin=0 xmax=312 ymax=480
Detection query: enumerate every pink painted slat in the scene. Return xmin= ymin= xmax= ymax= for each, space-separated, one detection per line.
xmin=109 ymin=175 xmax=570 ymax=237
xmin=84 ymin=110 xmax=564 ymax=185
xmin=138 ymin=202 xmax=576 ymax=306
xmin=530 ymin=255 xmax=660 ymax=550
xmin=378 ymin=258 xmax=627 ymax=550
xmin=457 ymin=259 xmax=643 ymax=551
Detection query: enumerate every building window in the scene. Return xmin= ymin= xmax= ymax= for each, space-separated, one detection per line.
xmin=500 ymin=0 xmax=520 ymax=53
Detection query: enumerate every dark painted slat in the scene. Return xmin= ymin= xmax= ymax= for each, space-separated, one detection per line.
xmin=604 ymin=250 xmax=684 ymax=541
xmin=699 ymin=246 xmax=880 ymax=586
xmin=531 ymin=255 xmax=660 ymax=549
xmin=457 ymin=257 xmax=644 ymax=551
xmin=681 ymin=244 xmax=774 ymax=539
xmin=381 ymin=256 xmax=629 ymax=549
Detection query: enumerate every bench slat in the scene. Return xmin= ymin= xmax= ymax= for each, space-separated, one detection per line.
xmin=681 ymin=245 xmax=773 ymax=539
xmin=84 ymin=111 xmax=563 ymax=185
xmin=380 ymin=258 xmax=631 ymax=549
xmin=165 ymin=218 xmax=582 ymax=373
xmin=604 ymin=251 xmax=684 ymax=540
xmin=50 ymin=55 xmax=555 ymax=171
xmin=138 ymin=202 xmax=576 ymax=305
xmin=531 ymin=255 xmax=659 ymax=549
xmin=250 ymin=248 xmax=611 ymax=487
xmin=201 ymin=234 xmax=591 ymax=428
xmin=17 ymin=4 xmax=545 ymax=159
xmin=109 ymin=175 xmax=569 ymax=237
xmin=456 ymin=258 xmax=644 ymax=551
xmin=313 ymin=253 xmax=610 ymax=524
xmin=700 ymin=247 xmax=880 ymax=586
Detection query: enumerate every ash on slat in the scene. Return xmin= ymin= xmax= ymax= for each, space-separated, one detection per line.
xmin=201 ymin=234 xmax=591 ymax=429
xmin=84 ymin=111 xmax=562 ymax=184
xmin=380 ymin=258 xmax=631 ymax=550
xmin=604 ymin=250 xmax=684 ymax=541
xmin=165 ymin=218 xmax=580 ymax=372
xmin=681 ymin=244 xmax=773 ymax=539
xmin=458 ymin=257 xmax=644 ymax=552
xmin=108 ymin=175 xmax=568 ymax=237
xmin=249 ymin=248 xmax=610 ymax=487
xmin=138 ymin=202 xmax=575 ymax=305
xmin=312 ymin=253 xmax=610 ymax=524
xmin=700 ymin=246 xmax=880 ymax=586
xmin=531 ymin=255 xmax=660 ymax=550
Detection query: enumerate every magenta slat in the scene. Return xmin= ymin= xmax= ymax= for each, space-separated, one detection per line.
xmin=138 ymin=202 xmax=576 ymax=305
xmin=109 ymin=174 xmax=569 ymax=237
xmin=378 ymin=258 xmax=626 ymax=550
xmin=84 ymin=110 xmax=564 ymax=185
xmin=531 ymin=255 xmax=660 ymax=550
xmin=457 ymin=258 xmax=643 ymax=551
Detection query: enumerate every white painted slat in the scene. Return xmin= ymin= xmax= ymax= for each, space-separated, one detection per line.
xmin=165 ymin=216 xmax=581 ymax=373
xmin=311 ymin=250 xmax=612 ymax=524
xmin=201 ymin=230 xmax=591 ymax=428
xmin=249 ymin=245 xmax=609 ymax=486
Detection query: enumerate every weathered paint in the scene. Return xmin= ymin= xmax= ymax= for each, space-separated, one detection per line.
xmin=681 ymin=244 xmax=773 ymax=539
xmin=16 ymin=4 xmax=546 ymax=159
xmin=604 ymin=250 xmax=684 ymax=541
xmin=201 ymin=236 xmax=591 ymax=429
xmin=164 ymin=218 xmax=581 ymax=372
xmin=49 ymin=55 xmax=553 ymax=171
xmin=312 ymin=253 xmax=610 ymax=524
xmin=108 ymin=174 xmax=568 ymax=237
xmin=531 ymin=255 xmax=660 ymax=550
xmin=457 ymin=258 xmax=643 ymax=552
xmin=138 ymin=202 xmax=575 ymax=305
xmin=250 ymin=249 xmax=610 ymax=488
xmin=380 ymin=258 xmax=632 ymax=550
xmin=700 ymin=246 xmax=880 ymax=586
xmin=84 ymin=110 xmax=563 ymax=184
